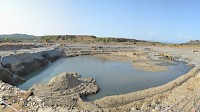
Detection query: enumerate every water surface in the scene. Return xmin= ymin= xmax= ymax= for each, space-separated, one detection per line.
xmin=17 ymin=56 xmax=191 ymax=100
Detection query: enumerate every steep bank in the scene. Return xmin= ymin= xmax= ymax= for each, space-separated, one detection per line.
xmin=0 ymin=64 xmax=24 ymax=85
xmin=0 ymin=47 xmax=62 ymax=85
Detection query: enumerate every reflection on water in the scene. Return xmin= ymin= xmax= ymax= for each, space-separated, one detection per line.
xmin=17 ymin=56 xmax=192 ymax=100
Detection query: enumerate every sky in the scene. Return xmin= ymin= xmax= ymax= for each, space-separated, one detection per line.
xmin=0 ymin=0 xmax=200 ymax=43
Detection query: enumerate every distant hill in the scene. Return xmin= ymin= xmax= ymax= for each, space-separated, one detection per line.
xmin=0 ymin=34 xmax=148 ymax=43
xmin=41 ymin=35 xmax=147 ymax=43
xmin=41 ymin=35 xmax=97 ymax=41
xmin=97 ymin=37 xmax=146 ymax=42
xmin=0 ymin=33 xmax=38 ymax=39
xmin=184 ymin=40 xmax=200 ymax=45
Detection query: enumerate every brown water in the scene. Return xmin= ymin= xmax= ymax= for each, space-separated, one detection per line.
xmin=17 ymin=56 xmax=192 ymax=100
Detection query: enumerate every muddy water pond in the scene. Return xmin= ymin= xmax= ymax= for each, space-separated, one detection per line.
xmin=17 ymin=56 xmax=192 ymax=100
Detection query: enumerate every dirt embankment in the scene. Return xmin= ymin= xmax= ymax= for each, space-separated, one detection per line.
xmin=30 ymin=72 xmax=99 ymax=111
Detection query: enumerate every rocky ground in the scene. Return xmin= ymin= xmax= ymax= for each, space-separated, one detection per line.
xmin=30 ymin=72 xmax=99 ymax=110
xmin=0 ymin=72 xmax=99 ymax=112
xmin=0 ymin=44 xmax=200 ymax=112
xmin=0 ymin=80 xmax=33 ymax=112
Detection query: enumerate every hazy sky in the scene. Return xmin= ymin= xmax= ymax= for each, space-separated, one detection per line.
xmin=0 ymin=0 xmax=199 ymax=43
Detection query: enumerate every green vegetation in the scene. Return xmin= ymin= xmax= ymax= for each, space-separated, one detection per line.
xmin=41 ymin=36 xmax=60 ymax=43
xmin=41 ymin=36 xmax=51 ymax=42
xmin=97 ymin=38 xmax=111 ymax=43
xmin=4 ymin=38 xmax=9 ymax=42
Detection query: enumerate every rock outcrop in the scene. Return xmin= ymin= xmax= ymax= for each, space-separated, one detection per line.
xmin=0 ymin=64 xmax=25 ymax=85
xmin=0 ymin=47 xmax=62 ymax=85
